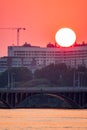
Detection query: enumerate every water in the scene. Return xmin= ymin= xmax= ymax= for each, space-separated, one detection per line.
xmin=0 ymin=109 xmax=87 ymax=130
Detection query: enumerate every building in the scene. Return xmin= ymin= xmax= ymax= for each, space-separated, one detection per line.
xmin=0 ymin=43 xmax=87 ymax=73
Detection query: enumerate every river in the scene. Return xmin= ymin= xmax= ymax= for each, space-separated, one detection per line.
xmin=0 ymin=109 xmax=87 ymax=130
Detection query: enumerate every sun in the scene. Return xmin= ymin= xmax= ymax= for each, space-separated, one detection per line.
xmin=55 ymin=28 xmax=76 ymax=47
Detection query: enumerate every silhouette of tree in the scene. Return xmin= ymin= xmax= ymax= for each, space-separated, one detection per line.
xmin=34 ymin=64 xmax=87 ymax=86
xmin=0 ymin=67 xmax=32 ymax=87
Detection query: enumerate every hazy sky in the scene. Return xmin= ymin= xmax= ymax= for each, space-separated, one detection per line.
xmin=0 ymin=0 xmax=87 ymax=56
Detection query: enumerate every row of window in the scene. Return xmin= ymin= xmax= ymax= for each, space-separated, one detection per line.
xmin=13 ymin=52 xmax=87 ymax=57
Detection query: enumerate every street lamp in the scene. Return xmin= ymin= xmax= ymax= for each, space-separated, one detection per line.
xmin=11 ymin=73 xmax=15 ymax=88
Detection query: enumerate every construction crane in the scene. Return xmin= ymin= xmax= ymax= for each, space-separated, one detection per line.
xmin=0 ymin=27 xmax=26 ymax=46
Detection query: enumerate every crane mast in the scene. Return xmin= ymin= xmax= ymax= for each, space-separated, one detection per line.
xmin=0 ymin=27 xmax=26 ymax=46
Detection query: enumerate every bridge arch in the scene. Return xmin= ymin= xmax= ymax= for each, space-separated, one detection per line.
xmin=17 ymin=93 xmax=79 ymax=108
xmin=56 ymin=93 xmax=80 ymax=108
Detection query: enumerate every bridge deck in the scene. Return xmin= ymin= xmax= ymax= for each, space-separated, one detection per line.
xmin=0 ymin=87 xmax=87 ymax=93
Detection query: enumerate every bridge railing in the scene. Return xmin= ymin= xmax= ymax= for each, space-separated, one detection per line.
xmin=0 ymin=86 xmax=87 ymax=92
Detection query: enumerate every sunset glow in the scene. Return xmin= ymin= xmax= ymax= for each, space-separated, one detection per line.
xmin=55 ymin=28 xmax=76 ymax=47
xmin=0 ymin=0 xmax=87 ymax=56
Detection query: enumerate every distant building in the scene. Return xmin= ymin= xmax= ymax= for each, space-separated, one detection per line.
xmin=0 ymin=43 xmax=87 ymax=73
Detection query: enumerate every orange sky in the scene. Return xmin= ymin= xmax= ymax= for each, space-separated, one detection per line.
xmin=0 ymin=0 xmax=87 ymax=56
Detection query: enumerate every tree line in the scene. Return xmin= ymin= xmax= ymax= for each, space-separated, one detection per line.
xmin=0 ymin=63 xmax=87 ymax=87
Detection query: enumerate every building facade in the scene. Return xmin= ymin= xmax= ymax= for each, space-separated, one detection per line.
xmin=0 ymin=44 xmax=87 ymax=73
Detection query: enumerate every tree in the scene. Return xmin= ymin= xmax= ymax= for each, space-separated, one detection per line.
xmin=0 ymin=67 xmax=33 ymax=87
xmin=34 ymin=63 xmax=69 ymax=85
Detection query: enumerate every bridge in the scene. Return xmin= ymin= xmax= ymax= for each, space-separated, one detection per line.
xmin=0 ymin=86 xmax=87 ymax=109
